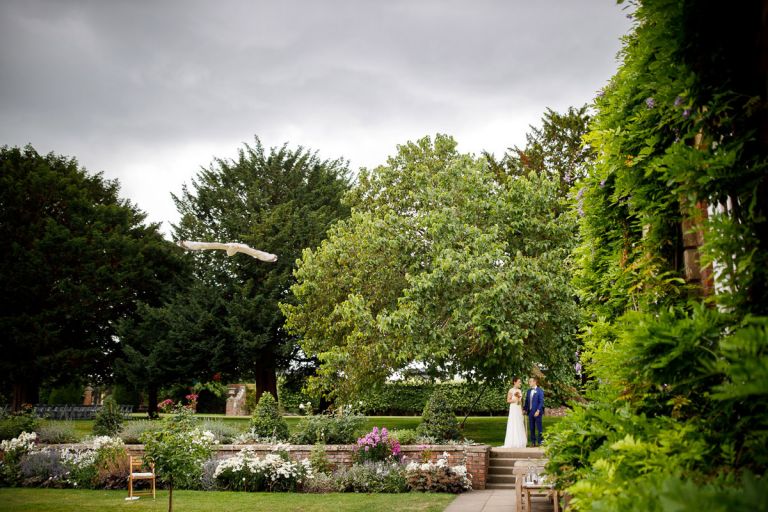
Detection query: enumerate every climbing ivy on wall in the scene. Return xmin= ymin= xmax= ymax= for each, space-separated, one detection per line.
xmin=546 ymin=1 xmax=768 ymax=509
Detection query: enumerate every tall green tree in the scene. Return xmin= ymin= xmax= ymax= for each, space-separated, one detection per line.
xmin=487 ymin=105 xmax=593 ymax=198
xmin=0 ymin=145 xmax=183 ymax=409
xmin=172 ymin=137 xmax=351 ymax=401
xmin=282 ymin=134 xmax=579 ymax=401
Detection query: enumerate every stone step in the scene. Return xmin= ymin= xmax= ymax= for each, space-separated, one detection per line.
xmin=490 ymin=448 xmax=545 ymax=459
xmin=487 ymin=466 xmax=515 ymax=476
xmin=485 ymin=482 xmax=516 ymax=490
xmin=487 ymin=474 xmax=516 ymax=484
xmin=488 ymin=458 xmax=517 ymax=467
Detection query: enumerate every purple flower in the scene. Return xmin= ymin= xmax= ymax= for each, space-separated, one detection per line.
xmin=576 ymin=187 xmax=586 ymax=199
xmin=645 ymin=97 xmax=656 ymax=109
xmin=674 ymin=96 xmax=684 ymax=107
xmin=682 ymin=109 xmax=691 ymax=119
xmin=599 ymin=179 xmax=606 ymax=188
xmin=596 ymin=89 xmax=605 ymax=99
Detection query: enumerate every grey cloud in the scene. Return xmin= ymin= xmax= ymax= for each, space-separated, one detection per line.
xmin=0 ymin=0 xmax=631 ymax=229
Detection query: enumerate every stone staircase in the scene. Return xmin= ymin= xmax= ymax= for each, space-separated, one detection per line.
xmin=486 ymin=447 xmax=546 ymax=490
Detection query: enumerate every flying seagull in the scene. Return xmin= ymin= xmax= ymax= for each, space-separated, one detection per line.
xmin=178 ymin=241 xmax=278 ymax=262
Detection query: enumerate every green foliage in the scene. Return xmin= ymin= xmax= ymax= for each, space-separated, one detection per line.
xmin=92 ymin=397 xmax=124 ymax=437
xmin=417 ymin=389 xmax=461 ymax=441
xmin=290 ymin=411 xmax=366 ymax=444
xmin=390 ymin=429 xmax=418 ymax=445
xmin=36 ymin=422 xmax=78 ymax=444
xmin=284 ymin=134 xmax=579 ymax=400
xmin=334 ymin=462 xmax=409 ymax=493
xmin=118 ymin=420 xmax=161 ymax=444
xmin=490 ymin=105 xmax=594 ymax=198
xmin=308 ymin=443 xmax=333 ymax=475
xmin=279 ymin=380 xmax=572 ymax=415
xmin=141 ymin=405 xmax=213 ymax=511
xmin=0 ymin=407 xmax=39 ymax=441
xmin=45 ymin=383 xmax=84 ymax=405
xmin=248 ymin=392 xmax=289 ymax=440
xmin=545 ymin=1 xmax=768 ymax=509
xmin=0 ymin=145 xmax=185 ymax=407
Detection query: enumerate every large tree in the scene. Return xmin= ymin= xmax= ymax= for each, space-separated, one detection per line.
xmin=171 ymin=137 xmax=351 ymax=401
xmin=282 ymin=134 xmax=579 ymax=400
xmin=0 ymin=145 xmax=183 ymax=409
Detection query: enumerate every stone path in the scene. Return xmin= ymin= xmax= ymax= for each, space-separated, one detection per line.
xmin=445 ymin=489 xmax=555 ymax=512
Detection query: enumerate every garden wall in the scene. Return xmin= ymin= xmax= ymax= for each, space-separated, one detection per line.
xmin=123 ymin=443 xmax=491 ymax=490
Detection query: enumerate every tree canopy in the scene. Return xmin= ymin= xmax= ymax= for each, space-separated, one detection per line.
xmin=0 ymin=145 xmax=183 ymax=408
xmin=169 ymin=137 xmax=351 ymax=400
xmin=282 ymin=134 xmax=579 ymax=400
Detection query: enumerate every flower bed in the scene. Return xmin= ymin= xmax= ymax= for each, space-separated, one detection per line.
xmin=1 ymin=433 xmax=490 ymax=492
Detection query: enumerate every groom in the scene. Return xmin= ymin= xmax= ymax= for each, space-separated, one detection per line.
xmin=523 ymin=377 xmax=544 ymax=446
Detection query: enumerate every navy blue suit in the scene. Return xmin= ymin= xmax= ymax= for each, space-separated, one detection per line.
xmin=523 ymin=387 xmax=544 ymax=446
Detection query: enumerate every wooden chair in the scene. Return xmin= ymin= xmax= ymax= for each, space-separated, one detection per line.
xmin=127 ymin=456 xmax=156 ymax=500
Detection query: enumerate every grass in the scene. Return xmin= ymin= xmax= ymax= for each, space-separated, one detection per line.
xmin=41 ymin=415 xmax=563 ymax=447
xmin=0 ymin=488 xmax=455 ymax=512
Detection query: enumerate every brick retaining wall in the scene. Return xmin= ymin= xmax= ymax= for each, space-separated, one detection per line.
xmin=123 ymin=444 xmax=491 ymax=489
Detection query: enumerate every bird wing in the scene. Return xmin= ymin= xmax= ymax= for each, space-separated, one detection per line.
xmin=178 ymin=241 xmax=278 ymax=262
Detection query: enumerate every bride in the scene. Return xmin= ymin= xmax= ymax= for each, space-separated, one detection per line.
xmin=503 ymin=377 xmax=527 ymax=448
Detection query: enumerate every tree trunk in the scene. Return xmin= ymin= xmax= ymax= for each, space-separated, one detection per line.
xmin=11 ymin=380 xmax=39 ymax=411
xmin=147 ymin=385 xmax=159 ymax=419
xmin=168 ymin=482 xmax=173 ymax=512
xmin=253 ymin=361 xmax=278 ymax=403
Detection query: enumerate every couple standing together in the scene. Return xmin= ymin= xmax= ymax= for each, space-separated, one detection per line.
xmin=503 ymin=376 xmax=544 ymax=448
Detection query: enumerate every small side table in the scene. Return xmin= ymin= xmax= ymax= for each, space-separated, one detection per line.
xmin=523 ymin=483 xmax=560 ymax=512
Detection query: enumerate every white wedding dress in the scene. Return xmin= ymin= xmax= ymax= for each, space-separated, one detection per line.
xmin=503 ymin=388 xmax=527 ymax=448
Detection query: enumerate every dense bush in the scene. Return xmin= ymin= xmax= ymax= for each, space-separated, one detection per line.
xmin=353 ymin=427 xmax=402 ymax=464
xmin=0 ymin=407 xmax=39 ymax=441
xmin=290 ymin=411 xmax=366 ymax=444
xmin=214 ymin=446 xmax=312 ymax=492
xmin=118 ymin=420 xmax=160 ymax=443
xmin=308 ymin=443 xmax=333 ymax=475
xmin=45 ymin=383 xmax=84 ymax=405
xmin=2 ymin=434 xmax=128 ymax=489
xmin=417 ymin=389 xmax=461 ymax=441
xmin=279 ymin=380 xmax=570 ymax=415
xmin=199 ymin=420 xmax=240 ymax=444
xmin=249 ymin=392 xmax=289 ymax=440
xmin=36 ymin=422 xmax=78 ymax=444
xmin=92 ymin=397 xmax=123 ymax=437
xmin=405 ymin=453 xmax=471 ymax=493
xmin=390 ymin=428 xmax=418 ymax=445
xmin=335 ymin=462 xmax=408 ymax=493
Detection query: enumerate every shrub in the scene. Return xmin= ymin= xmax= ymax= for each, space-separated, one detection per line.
xmin=37 ymin=422 xmax=78 ymax=444
xmin=46 ymin=383 xmax=84 ymax=404
xmin=92 ymin=397 xmax=124 ymax=437
xmin=354 ymin=427 xmax=402 ymax=464
xmin=390 ymin=428 xmax=418 ymax=445
xmin=214 ymin=446 xmax=312 ymax=492
xmin=19 ymin=450 xmax=69 ymax=487
xmin=417 ymin=389 xmax=461 ymax=441
xmin=199 ymin=420 xmax=240 ymax=444
xmin=309 ymin=443 xmax=333 ymax=475
xmin=405 ymin=452 xmax=471 ymax=493
xmin=0 ymin=432 xmax=38 ymax=486
xmin=249 ymin=392 xmax=289 ymax=440
xmin=302 ymin=471 xmax=337 ymax=493
xmin=290 ymin=411 xmax=366 ymax=444
xmin=199 ymin=459 xmax=220 ymax=491
xmin=0 ymin=406 xmax=39 ymax=441
xmin=119 ymin=420 xmax=160 ymax=443
xmin=335 ymin=462 xmax=408 ymax=493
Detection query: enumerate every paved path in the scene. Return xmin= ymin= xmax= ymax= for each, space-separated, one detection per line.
xmin=445 ymin=489 xmax=517 ymax=512
xmin=445 ymin=488 xmax=554 ymax=512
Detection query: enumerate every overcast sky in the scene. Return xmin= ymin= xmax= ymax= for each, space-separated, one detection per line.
xmin=0 ymin=1 xmax=632 ymax=234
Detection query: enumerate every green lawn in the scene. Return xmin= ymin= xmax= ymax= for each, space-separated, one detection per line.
xmin=0 ymin=488 xmax=455 ymax=512
xmin=44 ymin=415 xmax=562 ymax=447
